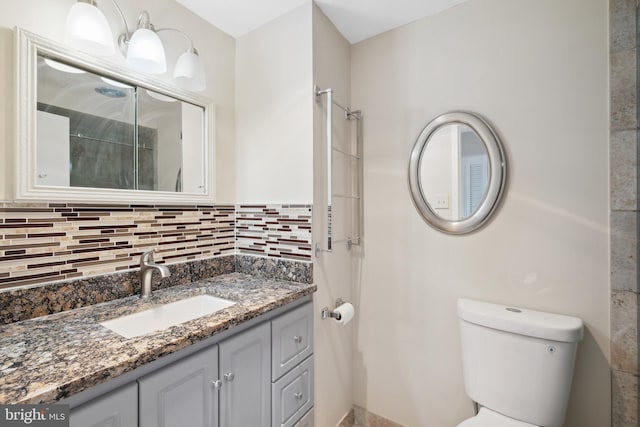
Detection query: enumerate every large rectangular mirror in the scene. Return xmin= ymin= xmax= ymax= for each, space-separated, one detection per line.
xmin=17 ymin=28 xmax=214 ymax=203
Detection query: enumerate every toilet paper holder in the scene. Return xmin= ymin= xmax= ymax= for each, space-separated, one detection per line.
xmin=321 ymin=298 xmax=346 ymax=321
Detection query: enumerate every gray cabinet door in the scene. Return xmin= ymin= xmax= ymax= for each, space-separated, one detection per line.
xmin=70 ymin=382 xmax=138 ymax=427
xmin=219 ymin=322 xmax=271 ymax=427
xmin=138 ymin=344 xmax=219 ymax=427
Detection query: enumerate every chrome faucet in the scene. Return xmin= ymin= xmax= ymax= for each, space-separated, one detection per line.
xmin=139 ymin=250 xmax=170 ymax=299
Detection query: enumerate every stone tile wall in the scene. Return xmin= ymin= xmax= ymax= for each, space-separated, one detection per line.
xmin=610 ymin=1 xmax=639 ymax=425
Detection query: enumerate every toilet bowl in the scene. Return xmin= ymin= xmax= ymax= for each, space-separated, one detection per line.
xmin=457 ymin=298 xmax=583 ymax=427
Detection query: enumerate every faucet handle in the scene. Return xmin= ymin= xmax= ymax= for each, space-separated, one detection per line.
xmin=141 ymin=249 xmax=156 ymax=265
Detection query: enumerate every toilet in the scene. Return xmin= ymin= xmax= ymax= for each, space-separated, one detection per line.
xmin=456 ymin=298 xmax=584 ymax=427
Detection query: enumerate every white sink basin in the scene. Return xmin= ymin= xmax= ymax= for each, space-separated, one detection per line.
xmin=100 ymin=295 xmax=236 ymax=339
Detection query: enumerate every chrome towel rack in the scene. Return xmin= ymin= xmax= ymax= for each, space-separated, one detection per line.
xmin=314 ymin=86 xmax=363 ymax=257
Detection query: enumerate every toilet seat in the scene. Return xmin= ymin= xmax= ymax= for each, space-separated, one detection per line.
xmin=457 ymin=408 xmax=538 ymax=427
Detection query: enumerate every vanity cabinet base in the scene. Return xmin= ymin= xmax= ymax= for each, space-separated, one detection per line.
xmin=67 ymin=300 xmax=314 ymax=427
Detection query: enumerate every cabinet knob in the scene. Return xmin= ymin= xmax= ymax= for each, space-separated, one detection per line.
xmin=212 ymin=380 xmax=222 ymax=389
xmin=224 ymin=372 xmax=235 ymax=382
xmin=294 ymin=392 xmax=303 ymax=401
xmin=293 ymin=335 xmax=303 ymax=344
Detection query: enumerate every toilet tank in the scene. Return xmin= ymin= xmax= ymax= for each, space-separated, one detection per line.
xmin=457 ymin=299 xmax=583 ymax=427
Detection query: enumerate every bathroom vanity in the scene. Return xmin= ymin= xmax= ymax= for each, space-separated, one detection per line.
xmin=0 ymin=273 xmax=316 ymax=427
xmin=73 ymin=300 xmax=313 ymax=427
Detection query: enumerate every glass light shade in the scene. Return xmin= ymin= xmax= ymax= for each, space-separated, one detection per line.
xmin=65 ymin=1 xmax=115 ymax=56
xmin=173 ymin=50 xmax=206 ymax=92
xmin=126 ymin=28 xmax=167 ymax=74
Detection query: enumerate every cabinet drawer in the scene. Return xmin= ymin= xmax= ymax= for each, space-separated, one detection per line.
xmin=272 ymin=356 xmax=314 ymax=427
xmin=272 ymin=302 xmax=313 ymax=380
xmin=293 ymin=408 xmax=314 ymax=427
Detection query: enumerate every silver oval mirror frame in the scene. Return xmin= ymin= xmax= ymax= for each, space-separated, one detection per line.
xmin=408 ymin=111 xmax=506 ymax=234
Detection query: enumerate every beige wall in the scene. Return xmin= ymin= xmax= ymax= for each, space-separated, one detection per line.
xmin=235 ymin=5 xmax=355 ymax=425
xmin=312 ymin=4 xmax=355 ymax=426
xmin=0 ymin=0 xmax=236 ymax=202
xmin=350 ymin=0 xmax=610 ymax=426
xmin=235 ymin=2 xmax=314 ymax=204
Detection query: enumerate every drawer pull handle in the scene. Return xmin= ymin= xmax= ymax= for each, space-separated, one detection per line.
xmin=212 ymin=380 xmax=222 ymax=389
xmin=294 ymin=392 xmax=303 ymax=401
xmin=293 ymin=335 xmax=303 ymax=344
xmin=224 ymin=373 xmax=235 ymax=382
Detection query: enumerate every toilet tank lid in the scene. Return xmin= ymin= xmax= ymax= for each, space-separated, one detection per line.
xmin=457 ymin=298 xmax=584 ymax=343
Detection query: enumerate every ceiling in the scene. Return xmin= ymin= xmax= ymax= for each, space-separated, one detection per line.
xmin=175 ymin=0 xmax=469 ymax=44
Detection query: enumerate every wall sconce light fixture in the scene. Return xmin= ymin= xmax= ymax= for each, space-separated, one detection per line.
xmin=65 ymin=0 xmax=206 ymax=92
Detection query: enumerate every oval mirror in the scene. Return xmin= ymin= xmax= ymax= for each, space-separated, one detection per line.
xmin=408 ymin=111 xmax=506 ymax=234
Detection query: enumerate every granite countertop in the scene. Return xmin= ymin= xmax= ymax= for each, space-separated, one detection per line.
xmin=0 ymin=273 xmax=316 ymax=404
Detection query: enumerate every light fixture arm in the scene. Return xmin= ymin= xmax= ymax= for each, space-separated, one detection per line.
xmin=135 ymin=10 xmax=154 ymax=31
xmin=106 ymin=0 xmax=131 ymax=40
xmin=156 ymin=28 xmax=197 ymax=53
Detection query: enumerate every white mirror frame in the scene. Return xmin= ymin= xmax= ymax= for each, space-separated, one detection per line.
xmin=408 ymin=111 xmax=506 ymax=234
xmin=15 ymin=27 xmax=216 ymax=204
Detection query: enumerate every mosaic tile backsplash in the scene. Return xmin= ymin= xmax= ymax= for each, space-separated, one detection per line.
xmin=236 ymin=204 xmax=313 ymax=260
xmin=0 ymin=203 xmax=312 ymax=290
